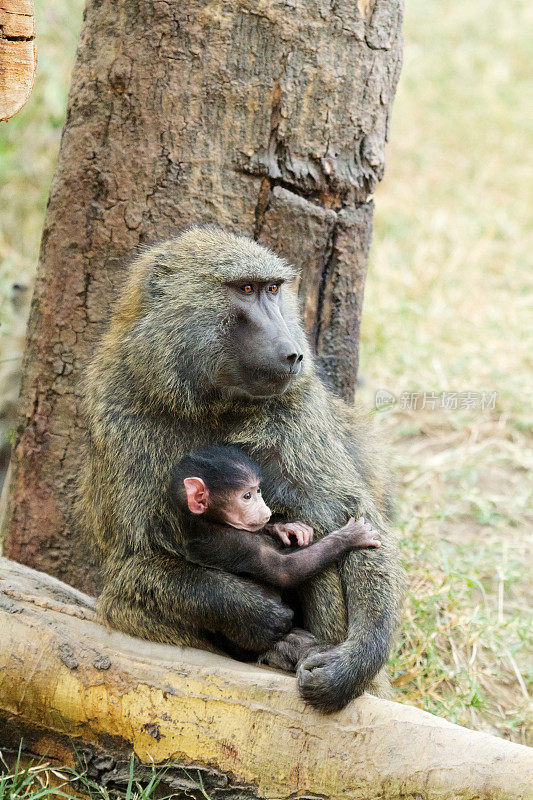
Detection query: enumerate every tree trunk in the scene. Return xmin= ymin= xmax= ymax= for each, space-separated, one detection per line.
xmin=1 ymin=0 xmax=403 ymax=591
xmin=1 ymin=557 xmax=532 ymax=800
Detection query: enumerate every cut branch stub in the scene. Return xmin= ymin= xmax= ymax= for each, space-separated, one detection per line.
xmin=0 ymin=0 xmax=36 ymax=121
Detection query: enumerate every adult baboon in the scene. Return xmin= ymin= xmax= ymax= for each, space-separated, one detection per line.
xmin=79 ymin=225 xmax=403 ymax=712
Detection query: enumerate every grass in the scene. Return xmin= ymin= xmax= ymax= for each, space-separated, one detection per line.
xmin=0 ymin=746 xmax=211 ymax=799
xmin=0 ymin=745 xmax=76 ymax=800
xmin=0 ymin=0 xmax=85 ymax=459
xmin=0 ymin=0 xmax=83 ymax=295
xmin=357 ymin=0 xmax=532 ymax=743
xmin=0 ymin=0 xmax=530 ymax=773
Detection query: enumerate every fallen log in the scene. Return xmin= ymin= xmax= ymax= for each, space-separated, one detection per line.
xmin=0 ymin=556 xmax=531 ymax=799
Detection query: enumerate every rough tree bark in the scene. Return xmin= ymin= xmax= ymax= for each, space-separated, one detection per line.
xmin=1 ymin=0 xmax=403 ymax=592
xmin=1 ymin=558 xmax=532 ymax=800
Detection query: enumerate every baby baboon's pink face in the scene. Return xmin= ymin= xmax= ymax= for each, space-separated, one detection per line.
xmin=183 ymin=475 xmax=271 ymax=532
xmin=218 ymin=482 xmax=272 ymax=532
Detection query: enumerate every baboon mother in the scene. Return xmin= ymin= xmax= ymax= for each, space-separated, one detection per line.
xmin=80 ymin=225 xmax=403 ymax=712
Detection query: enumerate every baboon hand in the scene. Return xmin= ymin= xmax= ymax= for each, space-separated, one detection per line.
xmin=268 ymin=521 xmax=314 ymax=546
xmin=297 ymin=641 xmax=366 ymax=713
xmin=339 ymin=516 xmax=381 ymax=548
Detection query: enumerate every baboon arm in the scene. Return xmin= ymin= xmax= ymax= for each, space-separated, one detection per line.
xmin=185 ymin=528 xmax=358 ymax=589
xmin=83 ymin=406 xmax=180 ymax=557
xmin=339 ymin=531 xmax=403 ymax=674
xmin=295 ymin=527 xmax=403 ymax=712
xmin=99 ymin=553 xmax=293 ymax=653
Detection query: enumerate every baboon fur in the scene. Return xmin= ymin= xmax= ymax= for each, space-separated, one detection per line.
xmin=78 ymin=225 xmax=404 ymax=712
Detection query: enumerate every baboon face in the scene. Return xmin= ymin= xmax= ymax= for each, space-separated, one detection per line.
xmin=218 ymin=279 xmax=305 ymax=398
xmin=131 ymin=227 xmax=311 ymax=403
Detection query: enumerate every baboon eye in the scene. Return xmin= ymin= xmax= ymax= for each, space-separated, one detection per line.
xmin=243 ymin=491 xmax=252 ymax=500
xmin=257 ymin=487 xmax=261 ymax=494
xmin=267 ymin=284 xmax=280 ymax=294
xmin=240 ymin=284 xmax=254 ymax=295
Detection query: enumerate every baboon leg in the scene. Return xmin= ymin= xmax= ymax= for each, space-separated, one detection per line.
xmin=100 ymin=594 xmax=219 ymax=651
xmin=98 ymin=553 xmax=294 ymax=653
xmin=258 ymin=628 xmax=319 ymax=672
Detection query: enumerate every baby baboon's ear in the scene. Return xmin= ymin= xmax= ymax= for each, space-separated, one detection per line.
xmin=183 ymin=477 xmax=209 ymax=514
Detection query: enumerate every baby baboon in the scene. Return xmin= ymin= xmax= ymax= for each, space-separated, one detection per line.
xmin=170 ymin=444 xmax=381 ymax=588
xmin=79 ymin=225 xmax=403 ymax=712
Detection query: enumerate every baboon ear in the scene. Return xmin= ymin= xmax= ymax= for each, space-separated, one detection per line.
xmin=183 ymin=477 xmax=209 ymax=514
xmin=144 ymin=261 xmax=172 ymax=300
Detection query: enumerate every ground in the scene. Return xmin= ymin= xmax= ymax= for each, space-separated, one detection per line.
xmin=358 ymin=0 xmax=532 ymax=743
xmin=0 ymin=0 xmax=531 ymax=758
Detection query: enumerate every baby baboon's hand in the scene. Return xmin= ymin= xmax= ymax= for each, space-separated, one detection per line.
xmin=268 ymin=521 xmax=314 ymax=547
xmin=339 ymin=516 xmax=381 ymax=549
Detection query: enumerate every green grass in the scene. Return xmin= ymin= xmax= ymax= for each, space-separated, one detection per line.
xmin=0 ymin=745 xmax=74 ymax=800
xmin=0 ymin=747 xmax=213 ymax=800
xmin=0 ymin=0 xmax=531 ymax=761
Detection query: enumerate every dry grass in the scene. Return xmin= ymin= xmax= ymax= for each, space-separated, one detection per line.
xmin=358 ymin=0 xmax=532 ymax=743
xmin=0 ymin=2 xmax=83 ymax=293
xmin=0 ymin=0 xmax=531 ymax=747
xmin=0 ymin=0 xmax=85 ymax=461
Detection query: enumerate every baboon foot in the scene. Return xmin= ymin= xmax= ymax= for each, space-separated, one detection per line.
xmin=258 ymin=628 xmax=318 ymax=672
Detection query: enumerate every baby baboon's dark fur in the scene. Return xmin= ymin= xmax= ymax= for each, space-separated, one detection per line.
xmin=78 ymin=225 xmax=404 ymax=712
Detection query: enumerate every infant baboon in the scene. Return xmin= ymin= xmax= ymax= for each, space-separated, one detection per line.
xmin=79 ymin=224 xmax=403 ymax=712
xmin=170 ymin=445 xmax=381 ymax=588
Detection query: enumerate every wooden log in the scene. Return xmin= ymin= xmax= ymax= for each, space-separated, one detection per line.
xmin=0 ymin=557 xmax=531 ymax=800
xmin=0 ymin=0 xmax=36 ymax=121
